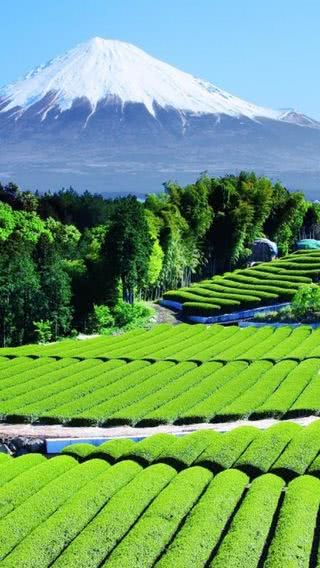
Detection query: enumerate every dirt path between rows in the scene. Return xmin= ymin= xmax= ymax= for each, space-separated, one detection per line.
xmin=0 ymin=415 xmax=318 ymax=441
xmin=152 ymin=303 xmax=181 ymax=325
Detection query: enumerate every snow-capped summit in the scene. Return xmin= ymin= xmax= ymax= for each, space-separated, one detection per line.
xmin=278 ymin=109 xmax=320 ymax=129
xmin=0 ymin=36 xmax=279 ymax=120
xmin=1 ymin=37 xmax=320 ymax=196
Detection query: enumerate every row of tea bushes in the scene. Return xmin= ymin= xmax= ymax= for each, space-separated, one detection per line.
xmin=62 ymin=421 xmax=320 ymax=480
xmin=1 ymin=453 xmax=320 ymax=567
xmin=163 ymin=250 xmax=320 ymax=316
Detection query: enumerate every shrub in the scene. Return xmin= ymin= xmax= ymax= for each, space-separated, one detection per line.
xmin=217 ymin=361 xmax=298 ymax=420
xmin=271 ymin=420 xmax=320 ymax=479
xmin=0 ymin=459 xmax=108 ymax=561
xmin=179 ymin=361 xmax=271 ymax=423
xmin=62 ymin=443 xmax=96 ymax=461
xmin=33 ymin=320 xmax=52 ymax=344
xmin=52 ymin=463 xmax=177 ymax=568
xmin=120 ymin=434 xmax=176 ymax=465
xmin=90 ymin=304 xmax=115 ymax=333
xmin=291 ymin=283 xmax=320 ymax=319
xmin=4 ymin=460 xmax=143 ymax=567
xmin=113 ymin=300 xmax=154 ymax=330
xmin=0 ymin=454 xmax=45 ymax=488
xmin=196 ymin=426 xmax=259 ymax=471
xmin=252 ymin=359 xmax=320 ymax=419
xmin=235 ymin=422 xmax=301 ymax=477
xmin=154 ymin=430 xmax=218 ymax=469
xmin=91 ymin=439 xmax=137 ymax=462
xmin=0 ymin=456 xmax=75 ymax=519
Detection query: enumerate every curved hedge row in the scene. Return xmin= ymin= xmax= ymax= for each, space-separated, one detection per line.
xmin=1 ymin=452 xmax=320 ymax=565
xmin=163 ymin=250 xmax=320 ymax=316
xmin=62 ymin=420 xmax=320 ymax=481
xmin=0 ymin=351 xmax=320 ymax=426
xmin=1 ymin=323 xmax=318 ymax=363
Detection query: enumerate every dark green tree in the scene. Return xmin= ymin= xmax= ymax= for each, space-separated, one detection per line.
xmin=103 ymin=196 xmax=152 ymax=304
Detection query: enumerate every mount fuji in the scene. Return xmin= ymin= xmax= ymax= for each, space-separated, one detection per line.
xmin=1 ymin=37 xmax=320 ymax=195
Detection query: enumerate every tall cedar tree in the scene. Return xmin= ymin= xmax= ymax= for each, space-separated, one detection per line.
xmin=103 ymin=196 xmax=152 ymax=303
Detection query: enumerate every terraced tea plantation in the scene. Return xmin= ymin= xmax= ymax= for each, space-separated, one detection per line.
xmin=62 ymin=421 xmax=320 ymax=480
xmin=2 ymin=318 xmax=320 ymax=565
xmin=2 ymin=322 xmax=320 ymax=361
xmin=1 ymin=440 xmax=320 ymax=567
xmin=163 ymin=249 xmax=320 ymax=316
xmin=1 ymin=324 xmax=320 ymax=425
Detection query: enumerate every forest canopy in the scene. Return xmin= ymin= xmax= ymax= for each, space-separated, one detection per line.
xmin=0 ymin=172 xmax=318 ymax=346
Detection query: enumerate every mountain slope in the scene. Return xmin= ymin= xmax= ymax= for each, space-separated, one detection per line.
xmin=0 ymin=37 xmax=280 ymax=121
xmin=0 ymin=37 xmax=320 ymax=196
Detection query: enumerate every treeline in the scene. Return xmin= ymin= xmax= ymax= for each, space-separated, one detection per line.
xmin=0 ymin=172 xmax=319 ymax=345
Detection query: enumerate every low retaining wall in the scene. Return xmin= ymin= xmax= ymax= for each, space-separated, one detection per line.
xmin=159 ymin=299 xmax=183 ymax=311
xmin=239 ymin=321 xmax=320 ymax=329
xmin=160 ymin=299 xmax=290 ymax=325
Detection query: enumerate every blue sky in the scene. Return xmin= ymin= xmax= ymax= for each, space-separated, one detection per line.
xmin=1 ymin=0 xmax=319 ymax=118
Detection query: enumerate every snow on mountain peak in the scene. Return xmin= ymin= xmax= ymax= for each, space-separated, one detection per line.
xmin=0 ymin=37 xmax=283 ymax=121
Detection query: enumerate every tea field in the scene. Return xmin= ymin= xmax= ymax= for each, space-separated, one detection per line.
xmin=62 ymin=421 xmax=320 ymax=480
xmin=1 ymin=325 xmax=320 ymax=425
xmin=163 ymin=249 xmax=320 ymax=316
xmin=0 ymin=447 xmax=320 ymax=567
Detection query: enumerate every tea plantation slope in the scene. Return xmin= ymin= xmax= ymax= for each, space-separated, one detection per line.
xmin=163 ymin=250 xmax=320 ymax=316
xmin=62 ymin=421 xmax=320 ymax=480
xmin=0 ymin=323 xmax=319 ymax=362
xmin=1 ymin=454 xmax=320 ymax=567
xmin=0 ymin=356 xmax=320 ymax=425
xmin=1 ymin=326 xmax=320 ymax=425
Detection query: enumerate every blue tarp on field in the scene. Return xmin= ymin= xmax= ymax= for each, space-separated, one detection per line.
xmin=297 ymin=239 xmax=320 ymax=250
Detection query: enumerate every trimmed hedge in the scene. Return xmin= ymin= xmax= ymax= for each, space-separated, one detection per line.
xmin=235 ymin=422 xmax=302 ymax=477
xmin=156 ymin=469 xmax=248 ymax=568
xmin=216 ymin=361 xmax=298 ymax=420
xmin=3 ymin=460 xmax=143 ymax=567
xmin=210 ymin=474 xmax=285 ymax=568
xmin=163 ymin=290 xmax=230 ymax=305
xmin=242 ymin=268 xmax=311 ymax=283
xmin=253 ymin=359 xmax=320 ymax=419
xmin=62 ymin=443 xmax=96 ymax=460
xmin=179 ymin=361 xmax=271 ymax=423
xmin=196 ymin=426 xmax=259 ymax=471
xmin=52 ymin=463 xmax=177 ymax=568
xmin=0 ymin=454 xmax=45 ymax=488
xmin=189 ymin=286 xmax=261 ymax=304
xmin=162 ymin=251 xmax=320 ymax=316
xmin=182 ymin=302 xmax=221 ymax=316
xmin=120 ymin=434 xmax=176 ymax=465
xmin=154 ymin=429 xmax=218 ymax=469
xmin=0 ymin=459 xmax=106 ymax=561
xmin=104 ymin=466 xmax=212 ymax=568
xmin=110 ymin=364 xmax=217 ymax=426
xmin=271 ymin=420 xmax=320 ymax=479
xmin=0 ymin=456 xmax=76 ymax=520
xmin=90 ymin=438 xmax=137 ymax=462
xmin=264 ymin=475 xmax=320 ymax=567
xmin=240 ymin=328 xmax=293 ymax=359
xmin=135 ymin=363 xmax=241 ymax=425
